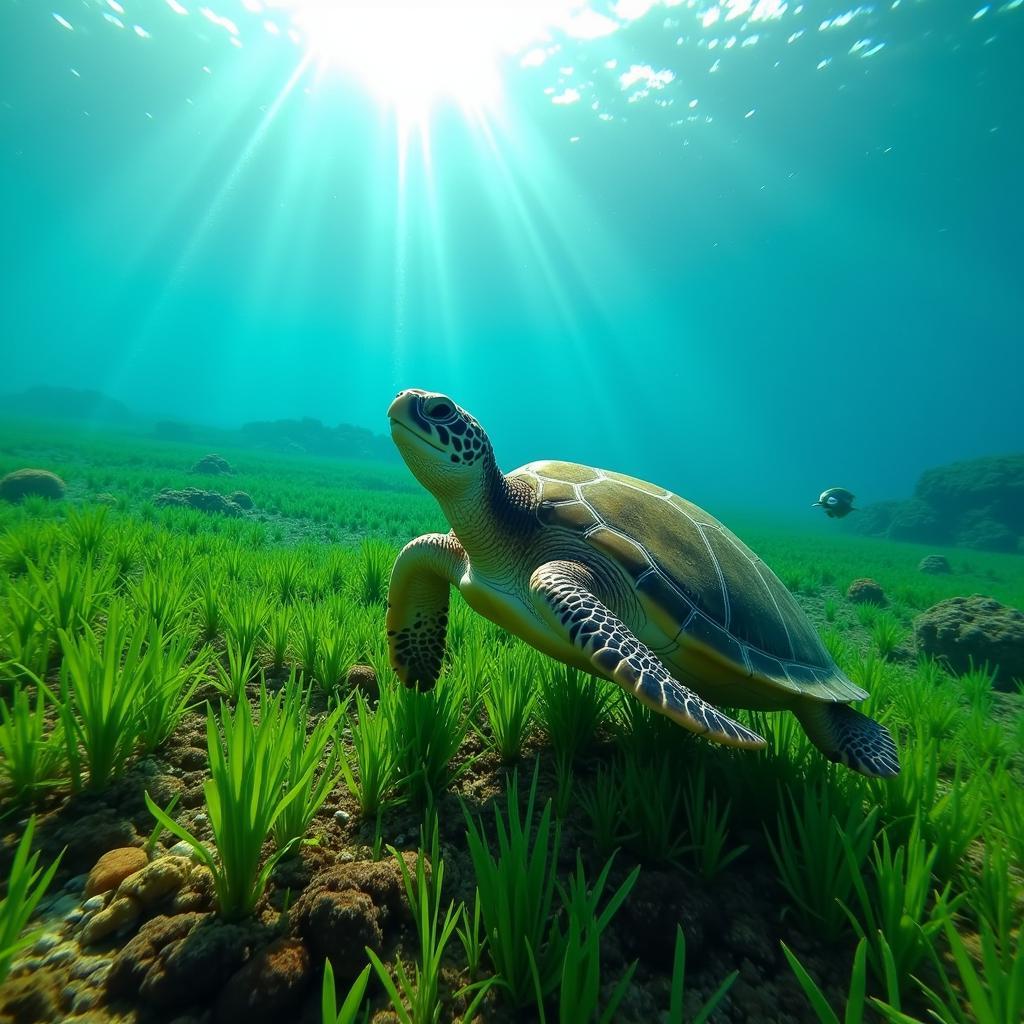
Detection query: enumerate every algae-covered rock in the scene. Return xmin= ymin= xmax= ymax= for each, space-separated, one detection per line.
xmin=191 ymin=454 xmax=233 ymax=475
xmin=153 ymin=488 xmax=244 ymax=517
xmin=0 ymin=468 xmax=66 ymax=503
xmin=918 ymin=555 xmax=951 ymax=575
xmin=85 ymin=847 xmax=149 ymax=897
xmin=82 ymin=856 xmax=193 ymax=944
xmin=846 ymin=578 xmax=887 ymax=606
xmin=914 ymin=594 xmax=1024 ymax=690
xmin=848 ymin=453 xmax=1024 ymax=552
xmin=228 ymin=490 xmax=253 ymax=510
xmin=291 ymin=856 xmax=421 ymax=977
xmin=214 ymin=937 xmax=311 ymax=1024
xmin=886 ymin=498 xmax=946 ymax=544
xmin=107 ymin=912 xmax=265 ymax=1008
xmin=346 ymin=663 xmax=379 ymax=702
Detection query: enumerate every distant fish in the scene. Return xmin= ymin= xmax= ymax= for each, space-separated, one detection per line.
xmin=813 ymin=487 xmax=856 ymax=519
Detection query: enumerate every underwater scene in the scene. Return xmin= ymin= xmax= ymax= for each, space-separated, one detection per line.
xmin=1 ymin=1 xmax=1023 ymax=1022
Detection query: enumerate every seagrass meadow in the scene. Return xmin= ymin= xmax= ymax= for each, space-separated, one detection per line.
xmin=0 ymin=419 xmax=1022 ymax=1024
xmin=3 ymin=2 xmax=1024 ymax=1021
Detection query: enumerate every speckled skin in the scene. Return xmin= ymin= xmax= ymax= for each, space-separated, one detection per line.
xmin=386 ymin=390 xmax=899 ymax=776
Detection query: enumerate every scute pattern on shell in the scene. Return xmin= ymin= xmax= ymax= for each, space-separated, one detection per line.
xmin=515 ymin=460 xmax=867 ymax=703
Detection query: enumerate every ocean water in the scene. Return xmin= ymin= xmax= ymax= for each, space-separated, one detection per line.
xmin=2 ymin=0 xmax=1022 ymax=518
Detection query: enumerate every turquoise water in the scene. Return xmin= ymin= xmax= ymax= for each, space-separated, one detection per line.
xmin=2 ymin=0 xmax=1021 ymax=516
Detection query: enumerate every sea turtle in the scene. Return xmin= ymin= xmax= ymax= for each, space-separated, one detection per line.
xmin=386 ymin=390 xmax=899 ymax=778
xmin=813 ymin=487 xmax=856 ymax=519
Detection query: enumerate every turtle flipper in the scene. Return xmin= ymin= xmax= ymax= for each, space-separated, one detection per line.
xmin=529 ymin=561 xmax=766 ymax=750
xmin=386 ymin=532 xmax=467 ymax=690
xmin=794 ymin=702 xmax=900 ymax=778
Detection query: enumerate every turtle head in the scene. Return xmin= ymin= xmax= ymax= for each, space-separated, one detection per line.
xmin=388 ymin=389 xmax=493 ymax=501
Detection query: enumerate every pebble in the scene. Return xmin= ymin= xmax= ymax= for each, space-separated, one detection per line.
xmin=71 ymin=956 xmax=105 ymax=980
xmin=31 ymin=932 xmax=61 ymax=954
xmin=71 ymin=987 xmax=100 ymax=1012
xmin=167 ymin=841 xmax=198 ymax=860
xmin=82 ymin=895 xmax=106 ymax=913
xmin=44 ymin=944 xmax=77 ymax=967
xmin=65 ymin=875 xmax=88 ymax=894
xmin=194 ymin=813 xmax=208 ymax=826
xmin=16 ymin=956 xmax=43 ymax=972
xmin=334 ymin=810 xmax=350 ymax=825
xmin=339 ymin=851 xmax=355 ymax=863
xmin=65 ymin=909 xmax=84 ymax=925
xmin=91 ymin=964 xmax=111 ymax=986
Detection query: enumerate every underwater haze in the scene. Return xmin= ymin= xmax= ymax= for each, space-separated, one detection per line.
xmin=2 ymin=0 xmax=1023 ymax=517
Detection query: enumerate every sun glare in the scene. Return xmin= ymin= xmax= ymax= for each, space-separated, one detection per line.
xmin=275 ymin=0 xmax=559 ymax=115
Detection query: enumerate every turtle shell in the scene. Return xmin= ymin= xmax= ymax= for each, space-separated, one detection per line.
xmin=513 ymin=461 xmax=867 ymax=705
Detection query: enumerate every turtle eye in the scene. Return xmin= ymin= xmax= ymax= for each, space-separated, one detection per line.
xmin=425 ymin=399 xmax=453 ymax=421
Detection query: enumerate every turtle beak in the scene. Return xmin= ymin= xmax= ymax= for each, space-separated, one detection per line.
xmin=811 ymin=502 xmax=823 ymax=508
xmin=388 ymin=390 xmax=416 ymax=422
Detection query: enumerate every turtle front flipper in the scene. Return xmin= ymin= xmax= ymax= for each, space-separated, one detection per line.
xmin=529 ymin=561 xmax=766 ymax=750
xmin=386 ymin=532 xmax=468 ymax=690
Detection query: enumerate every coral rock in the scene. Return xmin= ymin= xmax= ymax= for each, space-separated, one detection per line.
xmin=228 ymin=490 xmax=254 ymax=509
xmin=914 ymin=594 xmax=1024 ymax=690
xmin=191 ymin=454 xmax=234 ymax=476
xmin=153 ymin=488 xmax=244 ymax=517
xmin=846 ymin=578 xmax=887 ymax=605
xmin=292 ymin=857 xmax=420 ymax=978
xmin=85 ymin=847 xmax=149 ymax=898
xmin=214 ymin=937 xmax=311 ymax=1024
xmin=0 ymin=468 xmax=66 ymax=503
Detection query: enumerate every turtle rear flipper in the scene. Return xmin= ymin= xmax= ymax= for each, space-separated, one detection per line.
xmin=529 ymin=560 xmax=766 ymax=750
xmin=794 ymin=702 xmax=900 ymax=778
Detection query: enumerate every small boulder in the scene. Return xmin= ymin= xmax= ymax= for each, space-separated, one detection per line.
xmin=191 ymin=454 xmax=233 ymax=476
xmin=846 ymin=578 xmax=887 ymax=605
xmin=82 ymin=856 xmax=193 ymax=944
xmin=0 ymin=468 xmax=66 ymax=503
xmin=918 ymin=555 xmax=951 ymax=575
xmin=154 ymin=488 xmax=244 ymax=517
xmin=292 ymin=856 xmax=420 ymax=977
xmin=214 ymin=937 xmax=311 ymax=1024
xmin=107 ymin=912 xmax=265 ymax=1009
xmin=346 ymin=664 xmax=379 ymax=702
xmin=228 ymin=490 xmax=253 ymax=510
xmin=914 ymin=594 xmax=1024 ymax=690
xmin=85 ymin=847 xmax=149 ymax=897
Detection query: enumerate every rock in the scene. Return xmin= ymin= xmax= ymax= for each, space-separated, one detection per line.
xmin=55 ymin=808 xmax=139 ymax=873
xmin=228 ymin=490 xmax=254 ymax=510
xmin=82 ymin=856 xmax=192 ymax=944
xmin=191 ymin=454 xmax=234 ymax=476
xmin=0 ymin=468 xmax=66 ymax=503
xmin=956 ymin=513 xmax=1018 ymax=553
xmin=914 ymin=595 xmax=1024 ymax=690
xmin=153 ymin=488 xmax=244 ymax=517
xmin=214 ymin=937 xmax=311 ymax=1024
xmin=847 ymin=453 xmax=1024 ymax=552
xmin=0 ymin=969 xmax=62 ymax=1023
xmin=918 ymin=555 xmax=951 ymax=575
xmin=886 ymin=498 xmax=946 ymax=544
xmin=82 ymin=894 xmax=143 ymax=944
xmin=292 ymin=857 xmax=420 ymax=977
xmin=107 ymin=913 xmax=266 ymax=1009
xmin=85 ymin=847 xmax=149 ymax=897
xmin=846 ymin=578 xmax=887 ymax=606
xmin=346 ymin=664 xmax=379 ymax=702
